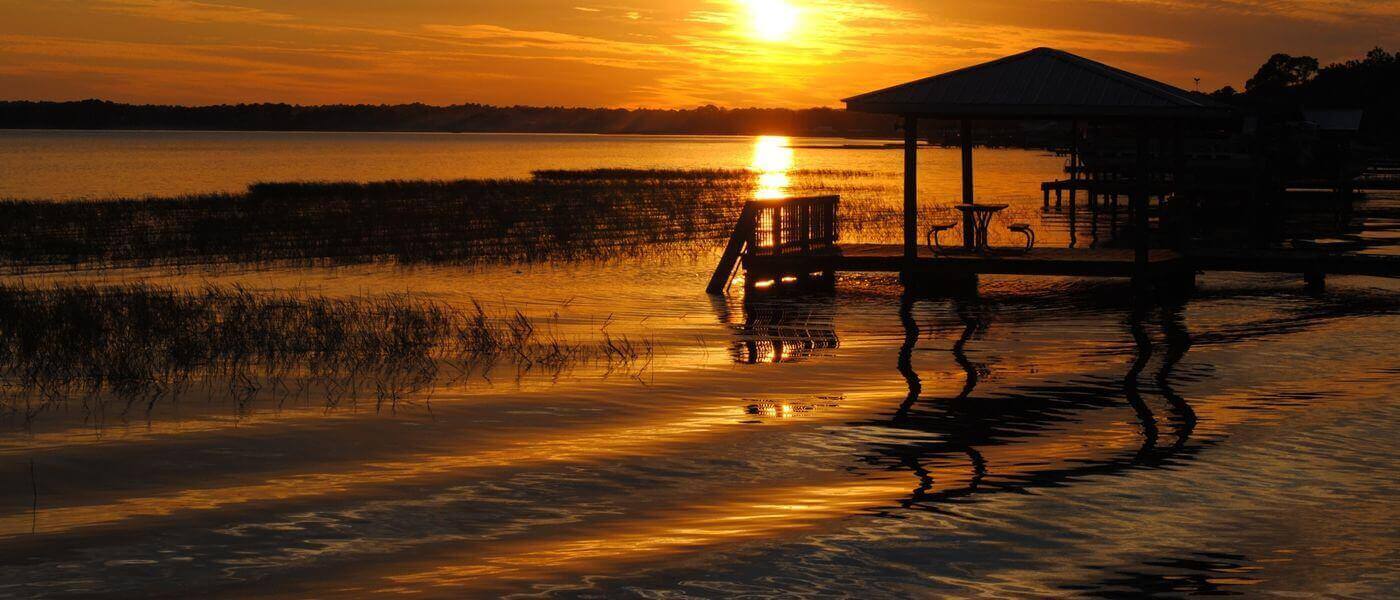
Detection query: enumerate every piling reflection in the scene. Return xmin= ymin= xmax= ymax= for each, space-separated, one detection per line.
xmin=871 ymin=291 xmax=1201 ymax=512
xmin=1064 ymin=551 xmax=1262 ymax=597
xmin=893 ymin=295 xmax=920 ymax=422
xmin=1157 ymin=299 xmax=1198 ymax=447
xmin=1125 ymin=300 xmax=1162 ymax=456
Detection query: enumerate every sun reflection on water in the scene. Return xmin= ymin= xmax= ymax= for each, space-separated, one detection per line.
xmin=750 ymin=135 xmax=793 ymax=200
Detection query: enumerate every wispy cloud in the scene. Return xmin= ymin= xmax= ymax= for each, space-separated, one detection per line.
xmin=91 ymin=0 xmax=296 ymax=24
xmin=2 ymin=0 xmax=1392 ymax=106
xmin=1062 ymin=0 xmax=1400 ymax=23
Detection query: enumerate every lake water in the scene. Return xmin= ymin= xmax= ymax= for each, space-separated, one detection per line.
xmin=0 ymin=129 xmax=1061 ymax=202
xmin=0 ymin=131 xmax=1397 ymax=598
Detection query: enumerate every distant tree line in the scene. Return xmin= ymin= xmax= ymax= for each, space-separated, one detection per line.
xmin=0 ymin=101 xmax=903 ymax=137
xmin=1212 ymin=47 xmax=1399 ymax=146
xmin=2 ymin=48 xmax=1393 ymax=146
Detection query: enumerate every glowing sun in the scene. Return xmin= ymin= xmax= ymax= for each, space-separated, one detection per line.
xmin=742 ymin=0 xmax=799 ymax=42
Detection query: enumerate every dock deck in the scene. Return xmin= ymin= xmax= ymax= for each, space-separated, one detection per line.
xmin=745 ymin=245 xmax=1185 ymax=278
xmin=707 ymin=196 xmax=1397 ymax=295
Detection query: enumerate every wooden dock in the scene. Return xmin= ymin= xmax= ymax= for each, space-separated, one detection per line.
xmin=708 ymin=195 xmax=1398 ymax=295
xmin=746 ymin=245 xmax=1185 ymax=278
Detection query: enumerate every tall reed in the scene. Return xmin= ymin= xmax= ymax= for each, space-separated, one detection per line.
xmin=0 ymin=283 xmax=651 ymax=419
xmin=0 ymin=169 xmax=905 ymax=270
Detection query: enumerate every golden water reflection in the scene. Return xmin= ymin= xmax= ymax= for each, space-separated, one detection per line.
xmin=750 ymin=135 xmax=793 ymax=200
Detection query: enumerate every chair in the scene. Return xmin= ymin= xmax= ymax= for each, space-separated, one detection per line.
xmin=926 ymin=222 xmax=958 ymax=254
xmin=1007 ymin=223 xmax=1035 ymax=251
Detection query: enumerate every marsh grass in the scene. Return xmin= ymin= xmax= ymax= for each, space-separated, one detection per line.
xmin=0 ymin=169 xmax=907 ymax=270
xmin=0 ymin=283 xmax=653 ymax=421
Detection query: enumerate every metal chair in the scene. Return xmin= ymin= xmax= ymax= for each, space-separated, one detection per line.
xmin=926 ymin=221 xmax=958 ymax=254
xmin=1007 ymin=223 xmax=1036 ymax=251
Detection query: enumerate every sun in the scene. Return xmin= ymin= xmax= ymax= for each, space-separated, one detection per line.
xmin=742 ymin=0 xmax=799 ymax=43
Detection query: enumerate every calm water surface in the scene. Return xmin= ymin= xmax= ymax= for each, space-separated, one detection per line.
xmin=0 ymin=131 xmax=1397 ymax=598
xmin=0 ymin=130 xmax=1060 ymax=202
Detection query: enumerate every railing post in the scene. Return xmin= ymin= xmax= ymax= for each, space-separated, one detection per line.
xmin=771 ymin=202 xmax=783 ymax=256
xmin=800 ymin=199 xmax=810 ymax=253
xmin=829 ymin=196 xmax=836 ymax=245
xmin=827 ymin=196 xmax=836 ymax=247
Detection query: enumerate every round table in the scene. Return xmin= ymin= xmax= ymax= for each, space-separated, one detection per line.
xmin=952 ymin=203 xmax=1009 ymax=251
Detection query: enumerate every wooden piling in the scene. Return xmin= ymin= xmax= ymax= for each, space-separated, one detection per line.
xmin=903 ymin=116 xmax=919 ymax=264
xmin=960 ymin=120 xmax=976 ymax=249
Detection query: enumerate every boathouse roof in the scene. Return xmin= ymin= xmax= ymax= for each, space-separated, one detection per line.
xmin=843 ymin=47 xmax=1231 ymax=119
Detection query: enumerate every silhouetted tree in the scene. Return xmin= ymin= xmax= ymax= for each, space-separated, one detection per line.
xmin=1208 ymin=48 xmax=1398 ymax=147
xmin=1209 ymin=85 xmax=1239 ymax=101
xmin=1244 ymin=53 xmax=1320 ymax=93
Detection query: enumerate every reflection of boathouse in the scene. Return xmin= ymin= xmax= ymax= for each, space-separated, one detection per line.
xmin=873 ymin=293 xmax=1199 ymax=510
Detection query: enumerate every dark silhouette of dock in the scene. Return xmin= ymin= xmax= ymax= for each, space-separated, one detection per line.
xmin=709 ymin=48 xmax=1399 ymax=295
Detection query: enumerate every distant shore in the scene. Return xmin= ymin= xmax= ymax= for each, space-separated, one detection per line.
xmin=0 ymin=99 xmax=1061 ymax=146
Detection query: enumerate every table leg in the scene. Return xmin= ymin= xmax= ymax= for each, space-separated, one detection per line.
xmin=976 ymin=213 xmax=992 ymax=251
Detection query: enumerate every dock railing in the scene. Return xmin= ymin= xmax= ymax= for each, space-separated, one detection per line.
xmin=707 ymin=195 xmax=840 ymax=294
xmin=750 ymin=195 xmax=839 ymax=256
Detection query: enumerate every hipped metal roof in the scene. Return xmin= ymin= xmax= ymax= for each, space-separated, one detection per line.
xmin=844 ymin=47 xmax=1232 ymax=119
xmin=1302 ymin=109 xmax=1364 ymax=132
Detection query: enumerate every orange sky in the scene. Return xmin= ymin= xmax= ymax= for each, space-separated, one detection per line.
xmin=1 ymin=0 xmax=1396 ymax=107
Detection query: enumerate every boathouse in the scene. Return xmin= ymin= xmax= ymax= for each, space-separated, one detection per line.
xmin=707 ymin=47 xmax=1395 ymax=295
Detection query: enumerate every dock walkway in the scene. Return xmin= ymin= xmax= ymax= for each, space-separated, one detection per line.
xmin=708 ymin=196 xmax=1398 ymax=294
xmin=746 ymin=245 xmax=1184 ymax=278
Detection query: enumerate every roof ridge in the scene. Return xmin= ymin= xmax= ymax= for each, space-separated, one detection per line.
xmin=842 ymin=47 xmax=1231 ymax=117
xmin=1040 ymin=49 xmax=1205 ymax=106
xmin=841 ymin=48 xmax=1045 ymax=104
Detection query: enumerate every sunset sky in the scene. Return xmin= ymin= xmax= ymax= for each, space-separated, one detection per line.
xmin=2 ymin=0 xmax=1397 ymax=108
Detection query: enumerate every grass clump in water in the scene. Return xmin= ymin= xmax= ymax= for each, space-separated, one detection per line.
xmin=0 ymin=171 xmax=755 ymax=269
xmin=0 ymin=283 xmax=652 ymax=420
xmin=0 ymin=169 xmax=906 ymax=270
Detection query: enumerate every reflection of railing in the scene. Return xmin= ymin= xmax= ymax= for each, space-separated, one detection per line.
xmin=750 ymin=195 xmax=839 ymax=255
xmin=727 ymin=301 xmax=840 ymax=364
xmin=731 ymin=326 xmax=841 ymax=364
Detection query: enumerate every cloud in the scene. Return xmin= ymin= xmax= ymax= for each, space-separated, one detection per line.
xmin=91 ymin=0 xmax=296 ymax=24
xmin=1060 ymin=0 xmax=1400 ymax=23
xmin=6 ymin=0 xmax=1391 ymax=107
xmin=418 ymin=24 xmax=682 ymax=71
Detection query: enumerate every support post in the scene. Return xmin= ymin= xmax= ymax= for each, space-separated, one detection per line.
xmin=960 ymin=119 xmax=975 ymax=249
xmin=1069 ymin=120 xmax=1079 ymax=209
xmin=903 ymin=116 xmax=919 ymax=264
xmin=1171 ymin=120 xmax=1188 ymax=252
xmin=1132 ymin=122 xmax=1151 ymax=283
